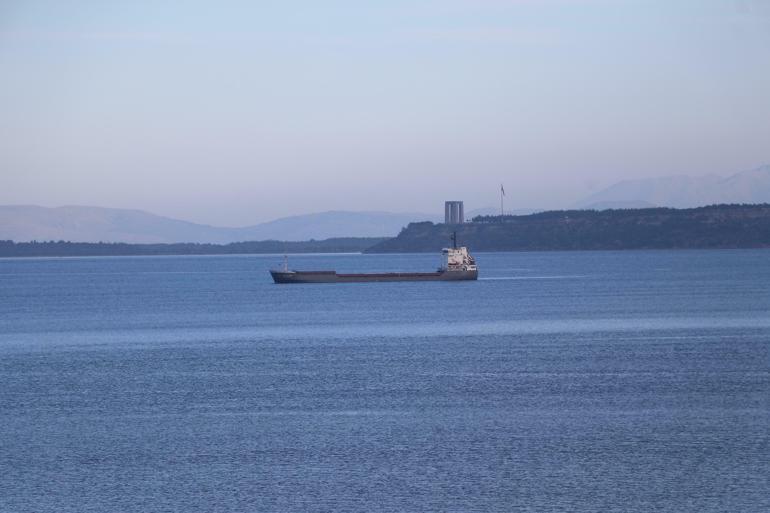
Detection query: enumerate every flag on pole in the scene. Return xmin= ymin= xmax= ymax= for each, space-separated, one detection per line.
xmin=501 ymin=184 xmax=505 ymax=196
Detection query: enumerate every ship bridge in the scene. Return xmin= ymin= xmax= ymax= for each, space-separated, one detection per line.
xmin=442 ymin=246 xmax=477 ymax=272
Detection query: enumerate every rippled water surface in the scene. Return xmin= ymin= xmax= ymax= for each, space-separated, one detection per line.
xmin=1 ymin=250 xmax=769 ymax=512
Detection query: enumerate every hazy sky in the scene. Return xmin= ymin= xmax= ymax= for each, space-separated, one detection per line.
xmin=1 ymin=1 xmax=769 ymax=225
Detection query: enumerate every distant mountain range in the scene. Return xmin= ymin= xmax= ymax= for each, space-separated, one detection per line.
xmin=575 ymin=164 xmax=770 ymax=209
xmin=0 ymin=206 xmax=438 ymax=243
xmin=2 ymin=164 xmax=768 ymax=243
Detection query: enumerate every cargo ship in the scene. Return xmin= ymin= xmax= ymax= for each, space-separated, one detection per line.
xmin=270 ymin=234 xmax=478 ymax=284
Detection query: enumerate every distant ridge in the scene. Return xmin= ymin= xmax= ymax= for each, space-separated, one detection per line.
xmin=5 ymin=164 xmax=769 ymax=244
xmin=575 ymin=164 xmax=770 ymax=208
xmin=0 ymin=206 xmax=437 ymax=243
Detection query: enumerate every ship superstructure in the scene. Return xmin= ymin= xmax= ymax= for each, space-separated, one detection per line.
xmin=442 ymin=245 xmax=477 ymax=273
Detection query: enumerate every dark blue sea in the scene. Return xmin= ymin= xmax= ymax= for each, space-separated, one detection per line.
xmin=1 ymin=250 xmax=769 ymax=512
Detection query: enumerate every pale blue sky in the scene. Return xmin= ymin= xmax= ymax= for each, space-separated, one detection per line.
xmin=1 ymin=0 xmax=769 ymax=225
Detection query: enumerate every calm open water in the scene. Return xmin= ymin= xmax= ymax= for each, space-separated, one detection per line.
xmin=1 ymin=250 xmax=769 ymax=512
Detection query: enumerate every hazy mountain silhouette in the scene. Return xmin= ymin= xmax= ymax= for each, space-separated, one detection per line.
xmin=240 ymin=211 xmax=439 ymax=241
xmin=0 ymin=206 xmax=438 ymax=243
xmin=575 ymin=164 xmax=770 ymax=208
xmin=4 ymin=164 xmax=768 ymax=242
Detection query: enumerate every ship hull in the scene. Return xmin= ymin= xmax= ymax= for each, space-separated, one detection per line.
xmin=270 ymin=269 xmax=478 ymax=284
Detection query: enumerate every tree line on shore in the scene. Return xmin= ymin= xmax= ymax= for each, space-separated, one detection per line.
xmin=366 ymin=204 xmax=770 ymax=252
xmin=0 ymin=238 xmax=386 ymax=257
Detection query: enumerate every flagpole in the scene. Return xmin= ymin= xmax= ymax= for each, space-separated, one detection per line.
xmin=500 ymin=184 xmax=504 ymax=217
